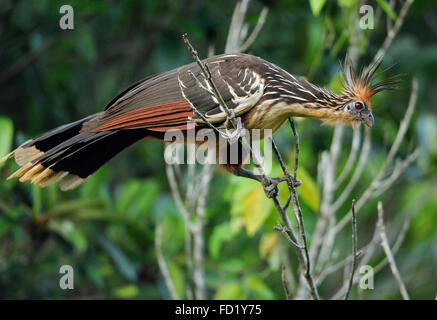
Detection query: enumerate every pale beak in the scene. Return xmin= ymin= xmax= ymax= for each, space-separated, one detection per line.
xmin=361 ymin=110 xmax=374 ymax=128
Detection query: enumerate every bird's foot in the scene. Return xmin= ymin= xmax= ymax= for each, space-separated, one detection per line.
xmin=262 ymin=175 xmax=303 ymax=198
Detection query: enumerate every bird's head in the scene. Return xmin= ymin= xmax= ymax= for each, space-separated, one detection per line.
xmin=335 ymin=57 xmax=400 ymax=128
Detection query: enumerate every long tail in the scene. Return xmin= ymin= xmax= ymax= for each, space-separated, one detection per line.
xmin=1 ymin=114 xmax=147 ymax=191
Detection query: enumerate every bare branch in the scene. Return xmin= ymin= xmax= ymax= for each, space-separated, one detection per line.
xmin=344 ymin=200 xmax=358 ymax=300
xmin=192 ymin=163 xmax=213 ymax=300
xmin=289 ymin=119 xmax=300 ymax=186
xmin=335 ymin=78 xmax=418 ymax=233
xmin=271 ymin=122 xmax=320 ymax=300
xmin=371 ymin=148 xmax=420 ymax=198
xmin=239 ymin=7 xmax=269 ymax=52
xmin=183 ymin=33 xmax=320 ymax=300
xmin=225 ymin=0 xmax=268 ymax=53
xmin=282 ymin=264 xmax=291 ymax=300
xmin=183 ymin=34 xmax=239 ymax=130
xmin=373 ymin=0 xmax=415 ymax=65
xmin=386 ymin=0 xmax=395 ymax=33
xmin=310 ymin=1 xmax=416 ymax=300
xmin=377 ymin=201 xmax=410 ymax=300
xmin=332 ymin=128 xmax=371 ymax=212
xmin=155 ymin=222 xmax=180 ymax=300
xmin=328 ymin=187 xmax=432 ymax=300
xmin=165 ymin=1 xmax=270 ymax=300
xmin=334 ymin=126 xmax=361 ymax=190
xmin=274 ymin=222 xmax=302 ymax=249
xmin=225 ymin=0 xmax=249 ymax=53
xmin=166 ymin=163 xmax=192 ymax=224
xmin=374 ymin=213 xmax=412 ymax=273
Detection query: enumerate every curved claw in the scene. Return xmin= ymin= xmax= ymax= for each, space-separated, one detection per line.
xmin=262 ymin=175 xmax=303 ymax=199
xmin=263 ymin=181 xmax=279 ymax=198
xmin=271 ymin=175 xmax=303 ymax=187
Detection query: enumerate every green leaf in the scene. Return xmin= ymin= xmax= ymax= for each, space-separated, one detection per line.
xmin=214 ymin=282 xmax=245 ymax=300
xmin=245 ymin=275 xmax=275 ymax=299
xmin=304 ymin=17 xmax=324 ymax=68
xmin=80 ymin=167 xmax=110 ymax=199
xmin=328 ymin=72 xmax=344 ymax=93
xmin=0 ymin=116 xmax=13 ymax=168
xmin=50 ymin=220 xmax=88 ymax=252
xmin=116 ymin=179 xmax=159 ymax=218
xmin=168 ymin=261 xmax=185 ymax=299
xmin=296 ymin=166 xmax=320 ymax=212
xmin=160 ymin=213 xmax=185 ymax=253
xmin=376 ymin=0 xmax=398 ymax=21
xmin=241 ymin=187 xmax=273 ymax=236
xmin=97 ymin=234 xmax=137 ymax=282
xmin=337 ymin=0 xmax=358 ymax=8
xmin=32 ymin=184 xmax=42 ymax=216
xmin=259 ymin=232 xmax=279 ymax=258
xmin=209 ymin=222 xmax=240 ymax=259
xmin=114 ymin=285 xmax=139 ymax=298
xmin=309 ymin=0 xmax=327 ymax=16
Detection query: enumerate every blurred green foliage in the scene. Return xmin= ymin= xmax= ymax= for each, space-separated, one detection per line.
xmin=0 ymin=0 xmax=436 ymax=299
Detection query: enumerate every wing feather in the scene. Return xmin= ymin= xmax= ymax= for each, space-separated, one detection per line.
xmin=87 ymin=54 xmax=266 ymax=132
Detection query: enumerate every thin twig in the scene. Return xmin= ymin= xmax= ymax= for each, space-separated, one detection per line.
xmin=191 ymin=163 xmax=212 ymax=300
xmin=328 ymin=196 xmax=424 ymax=300
xmin=282 ymin=264 xmax=291 ymax=300
xmin=274 ymin=223 xmax=302 ymax=248
xmin=332 ymin=128 xmax=371 ymax=212
xmin=166 ymin=164 xmax=192 ymax=225
xmin=155 ymin=222 xmax=180 ymax=300
xmin=183 ymin=33 xmax=269 ymax=184
xmin=315 ymin=1 xmax=416 ymax=300
xmin=166 ymin=163 xmax=195 ymax=298
xmin=225 ymin=0 xmax=249 ymax=53
xmin=373 ymin=0 xmax=415 ymax=65
xmin=300 ymin=126 xmax=343 ymax=298
xmin=183 ymin=34 xmax=320 ymax=300
xmin=377 ymin=201 xmax=410 ymax=300
xmin=271 ymin=121 xmax=319 ymax=300
xmin=374 ymin=213 xmax=412 ymax=273
xmin=165 ymin=0 xmax=269 ymax=300
xmin=371 ymin=148 xmax=420 ymax=198
xmin=288 ymin=119 xmax=300 ymax=186
xmin=333 ymin=126 xmax=361 ymax=190
xmin=239 ymin=7 xmax=269 ymax=52
xmin=335 ymin=78 xmax=418 ymax=233
xmin=183 ymin=34 xmax=238 ymax=130
xmin=344 ymin=200 xmax=358 ymax=300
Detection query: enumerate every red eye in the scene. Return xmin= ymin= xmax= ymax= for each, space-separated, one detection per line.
xmin=354 ymin=102 xmax=364 ymax=110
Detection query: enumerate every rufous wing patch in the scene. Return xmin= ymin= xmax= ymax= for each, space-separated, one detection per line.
xmin=93 ymin=100 xmax=194 ymax=132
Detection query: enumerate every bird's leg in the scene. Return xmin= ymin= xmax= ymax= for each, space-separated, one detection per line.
xmin=218 ymin=139 xmax=301 ymax=198
xmin=223 ymin=164 xmax=302 ymax=198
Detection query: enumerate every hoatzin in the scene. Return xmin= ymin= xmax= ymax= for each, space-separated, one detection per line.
xmin=1 ymin=53 xmax=397 ymax=192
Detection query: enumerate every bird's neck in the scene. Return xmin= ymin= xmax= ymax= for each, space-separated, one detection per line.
xmin=271 ymin=73 xmax=355 ymax=124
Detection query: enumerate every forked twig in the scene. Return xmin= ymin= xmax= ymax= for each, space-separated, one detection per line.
xmin=377 ymin=202 xmax=410 ymax=300
xmin=282 ymin=264 xmax=291 ymax=300
xmin=183 ymin=33 xmax=319 ymax=300
xmin=344 ymin=200 xmax=358 ymax=300
xmin=155 ymin=222 xmax=180 ymax=300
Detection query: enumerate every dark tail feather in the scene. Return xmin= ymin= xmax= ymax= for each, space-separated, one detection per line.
xmin=1 ymin=114 xmax=146 ymax=190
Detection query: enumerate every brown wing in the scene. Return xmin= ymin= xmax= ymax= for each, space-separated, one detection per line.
xmin=86 ymin=53 xmax=265 ymax=133
xmin=85 ymin=69 xmax=194 ymax=132
xmin=179 ymin=54 xmax=266 ymax=124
